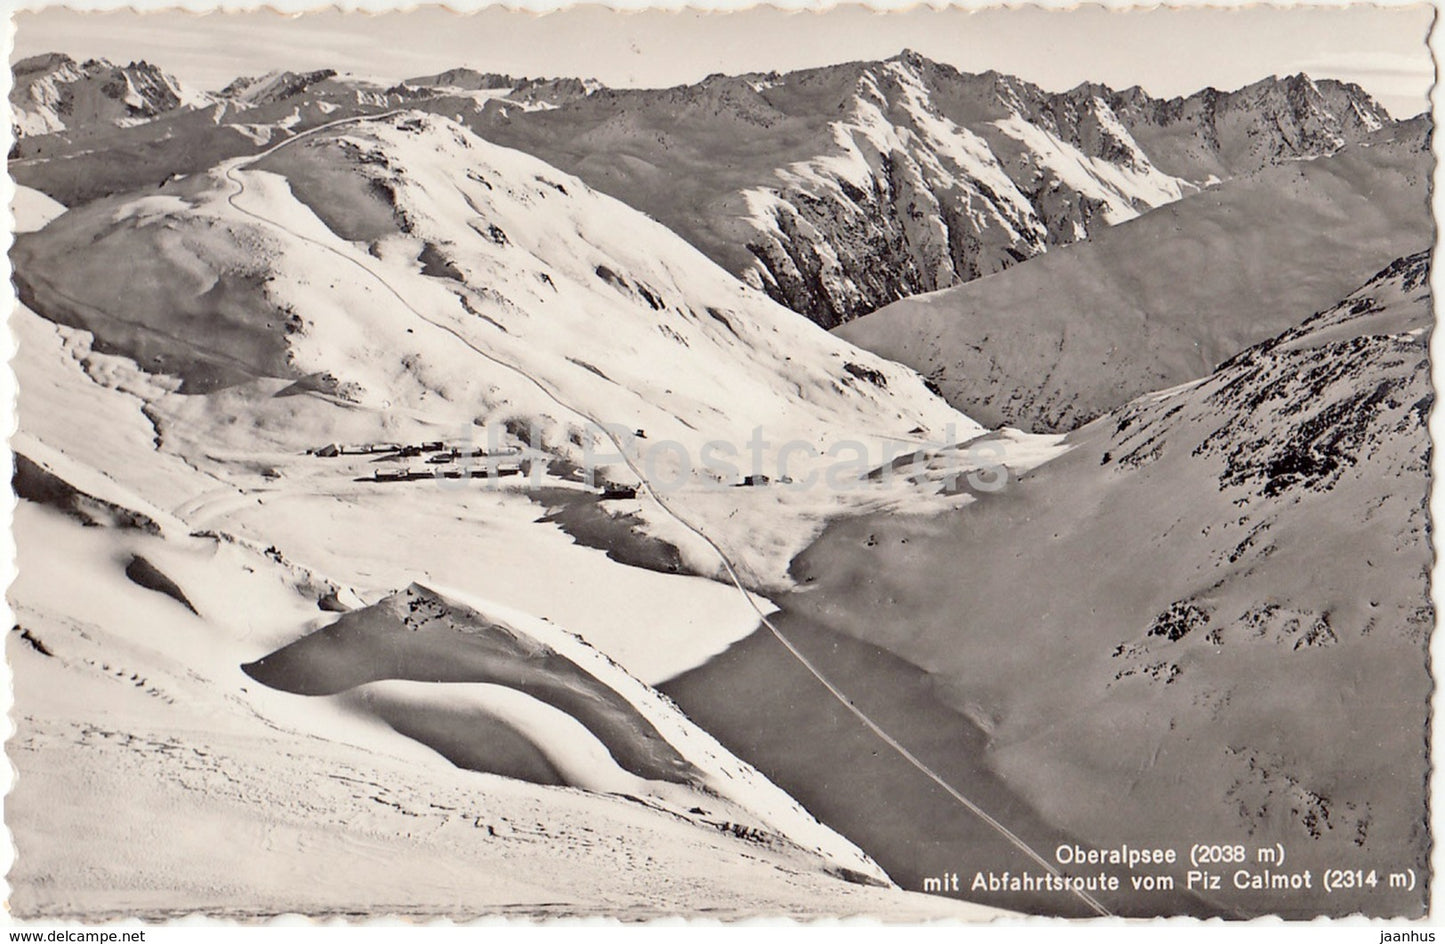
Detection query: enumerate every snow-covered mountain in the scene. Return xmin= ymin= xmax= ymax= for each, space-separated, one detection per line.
xmin=467 ymin=50 xmax=1194 ymax=327
xmin=470 ymin=51 xmax=1394 ymax=326
xmin=14 ymin=110 xmax=966 ymax=446
xmin=218 ymin=69 xmax=345 ymax=106
xmin=10 ymin=52 xmax=210 ymax=137
xmin=1101 ymin=71 xmax=1393 ymax=181
xmin=783 ymin=250 xmax=1432 ymax=917
xmin=7 ymin=58 xmax=602 ymax=203
xmin=13 ymin=50 xmax=1399 ymax=326
xmin=838 ymin=116 xmax=1432 ymax=432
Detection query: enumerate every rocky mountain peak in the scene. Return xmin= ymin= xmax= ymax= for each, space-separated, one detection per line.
xmin=217 ymin=68 xmax=340 ymax=105
xmin=888 ymin=48 xmax=932 ymax=72
xmin=10 ymin=52 xmax=207 ymax=137
xmin=403 ymin=66 xmax=516 ymax=90
xmin=14 ymin=52 xmax=80 ymax=76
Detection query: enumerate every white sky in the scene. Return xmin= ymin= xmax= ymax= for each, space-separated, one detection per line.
xmin=9 ymin=3 xmax=1437 ymax=117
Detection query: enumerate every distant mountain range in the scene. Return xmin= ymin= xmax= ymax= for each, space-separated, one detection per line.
xmin=11 ymin=49 xmax=1399 ymax=326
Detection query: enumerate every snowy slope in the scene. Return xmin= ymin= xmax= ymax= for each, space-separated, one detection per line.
xmin=239 ymin=581 xmax=899 ymax=881
xmin=7 ymin=235 xmax=1009 ymax=914
xmin=7 ymin=493 xmax=999 ymax=918
xmin=786 ymin=252 xmax=1432 ymax=917
xmin=12 ymin=183 xmax=66 ymax=232
xmin=17 ymin=111 xmax=962 ymax=434
xmin=16 ymin=110 xmax=1005 ymax=586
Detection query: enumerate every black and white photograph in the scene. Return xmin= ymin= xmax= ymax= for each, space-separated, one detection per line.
xmin=3 ymin=1 xmax=1437 ymax=927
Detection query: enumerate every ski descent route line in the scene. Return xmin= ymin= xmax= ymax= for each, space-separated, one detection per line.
xmin=220 ymin=109 xmax=1115 ymax=919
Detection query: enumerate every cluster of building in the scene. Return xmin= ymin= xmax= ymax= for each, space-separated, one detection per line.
xmin=370 ymin=465 xmax=523 ymax=483
xmin=307 ymin=439 xmax=640 ymax=499
xmin=307 ymin=439 xmax=526 ymax=484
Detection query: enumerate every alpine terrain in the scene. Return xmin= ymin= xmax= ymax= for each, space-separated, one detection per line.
xmin=6 ymin=31 xmax=1433 ymax=922
xmin=14 ymin=51 xmax=1399 ymax=326
xmin=837 ymin=116 xmax=1432 ymax=430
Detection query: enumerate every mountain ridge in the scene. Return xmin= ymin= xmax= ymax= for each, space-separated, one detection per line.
xmin=12 ymin=49 xmax=1398 ymax=325
xmin=466 ymin=51 xmax=1392 ymax=324
xmin=836 ymin=114 xmax=1431 ymax=432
